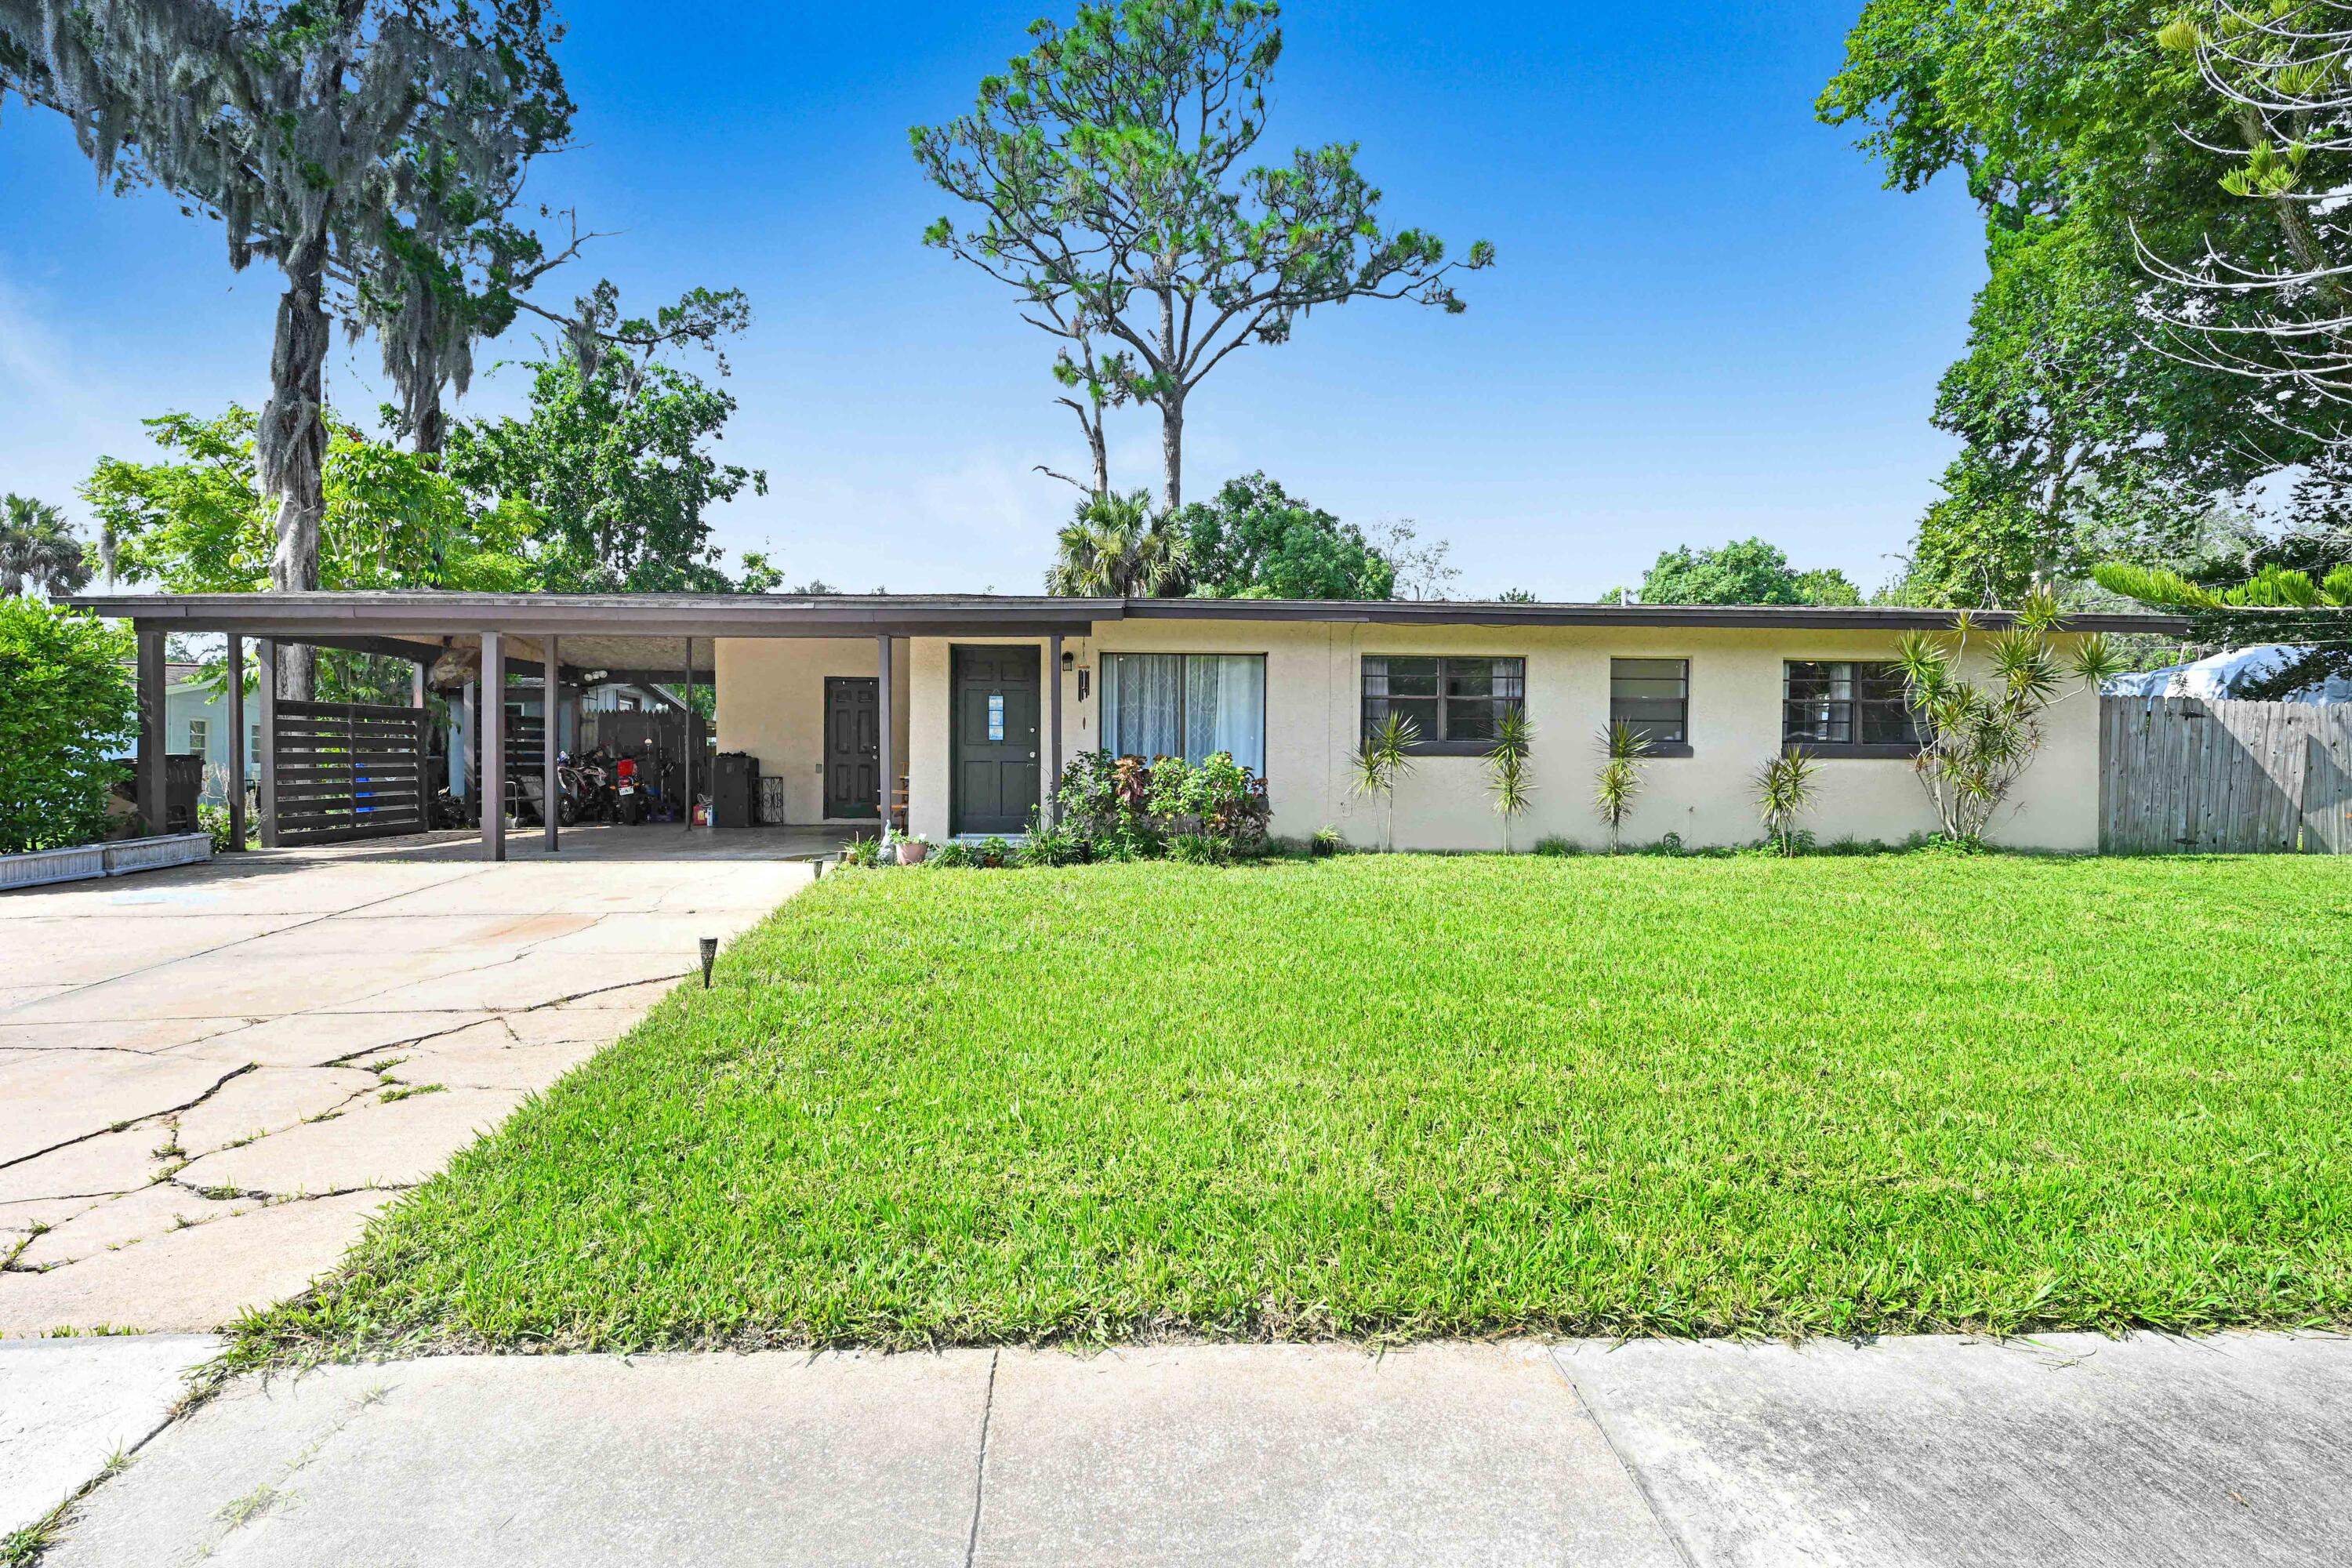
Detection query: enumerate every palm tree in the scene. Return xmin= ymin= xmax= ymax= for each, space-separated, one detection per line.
xmin=1044 ymin=488 xmax=1190 ymax=597
xmin=1 ymin=494 xmax=92 ymax=598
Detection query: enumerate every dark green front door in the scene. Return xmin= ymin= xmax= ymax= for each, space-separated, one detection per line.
xmin=951 ymin=645 xmax=1039 ymax=836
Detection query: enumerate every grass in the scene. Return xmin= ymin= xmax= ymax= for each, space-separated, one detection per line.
xmin=234 ymin=853 xmax=2352 ymax=1362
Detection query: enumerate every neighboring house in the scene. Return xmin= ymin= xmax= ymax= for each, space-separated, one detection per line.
xmin=2106 ymin=645 xmax=2352 ymax=704
xmin=120 ymin=662 xmax=259 ymax=806
xmin=78 ymin=594 xmax=2185 ymax=852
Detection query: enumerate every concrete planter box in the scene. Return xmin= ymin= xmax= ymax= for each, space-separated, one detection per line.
xmin=0 ymin=833 xmax=213 ymax=892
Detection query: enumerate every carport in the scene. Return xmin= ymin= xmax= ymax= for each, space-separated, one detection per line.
xmin=68 ymin=591 xmax=1107 ymax=861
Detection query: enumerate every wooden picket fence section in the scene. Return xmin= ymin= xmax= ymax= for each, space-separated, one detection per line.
xmin=2100 ymin=697 xmax=2352 ymax=854
xmin=271 ymin=699 xmax=430 ymax=846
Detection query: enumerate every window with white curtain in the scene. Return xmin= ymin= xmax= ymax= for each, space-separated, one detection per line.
xmin=1098 ymin=653 xmax=1267 ymax=774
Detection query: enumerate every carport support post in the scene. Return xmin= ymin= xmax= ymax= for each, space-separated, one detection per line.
xmin=256 ymin=640 xmax=280 ymax=848
xmin=877 ymin=634 xmax=893 ymax=838
xmin=543 ymin=636 xmax=559 ymax=851
xmin=481 ymin=631 xmax=506 ymax=862
xmin=226 ymin=634 xmax=246 ymax=851
xmin=1046 ymin=633 xmax=1062 ymax=825
xmin=682 ymin=637 xmax=695 ymax=832
xmin=135 ymin=626 xmax=166 ymax=835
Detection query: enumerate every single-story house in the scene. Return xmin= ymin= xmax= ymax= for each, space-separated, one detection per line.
xmin=67 ymin=592 xmax=2186 ymax=855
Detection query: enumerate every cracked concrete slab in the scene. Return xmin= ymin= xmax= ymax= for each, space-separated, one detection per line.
xmin=0 ymin=827 xmax=815 ymax=1334
xmin=173 ymin=1086 xmax=527 ymax=1196
xmin=13 ymin=1183 xmax=261 ymax=1271
xmin=0 ymin=1191 xmax=392 ymax=1334
xmin=0 ymin=1333 xmax=218 ymax=1540
xmin=0 ymin=1054 xmax=238 ymax=1164
xmin=172 ymin=1068 xmax=384 ymax=1156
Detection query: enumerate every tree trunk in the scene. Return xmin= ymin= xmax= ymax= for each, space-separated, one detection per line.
xmin=1159 ymin=383 xmax=1184 ymax=517
xmin=1087 ymin=405 xmax=1109 ymax=499
xmin=1156 ymin=285 xmax=1181 ymax=516
xmin=412 ymin=397 xmax=446 ymax=464
xmin=260 ymin=230 xmax=331 ymax=701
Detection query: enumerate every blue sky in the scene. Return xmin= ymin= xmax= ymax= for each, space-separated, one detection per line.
xmin=0 ymin=0 xmax=1984 ymax=599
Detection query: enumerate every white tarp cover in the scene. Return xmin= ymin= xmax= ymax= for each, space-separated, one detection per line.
xmin=2104 ymin=644 xmax=2352 ymax=703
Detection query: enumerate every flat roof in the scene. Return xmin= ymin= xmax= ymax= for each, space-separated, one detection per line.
xmin=63 ymin=590 xmax=2193 ymax=638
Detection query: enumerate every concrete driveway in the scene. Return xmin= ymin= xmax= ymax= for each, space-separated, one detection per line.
xmin=0 ymin=827 xmax=821 ymax=1336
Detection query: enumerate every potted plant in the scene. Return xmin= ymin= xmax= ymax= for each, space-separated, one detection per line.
xmin=898 ymin=833 xmax=933 ymax=866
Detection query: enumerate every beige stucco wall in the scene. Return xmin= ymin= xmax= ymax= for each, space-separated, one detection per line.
xmin=713 ymin=637 xmax=910 ymax=825
xmin=897 ymin=621 xmax=2103 ymax=851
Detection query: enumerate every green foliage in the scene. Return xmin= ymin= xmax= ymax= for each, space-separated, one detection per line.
xmin=0 ymin=599 xmax=135 ymax=853
xmin=1049 ymin=747 xmax=1271 ymax=859
xmin=928 ymin=838 xmax=975 ymax=869
xmin=1533 ymin=834 xmax=1584 ymax=856
xmin=2 ymin=493 xmax=92 ymax=597
xmin=1177 ymin=473 xmax=1396 ymax=599
xmin=1753 ymin=749 xmax=1820 ymax=856
xmin=83 ymin=408 xmax=537 ymax=593
xmin=1819 ymin=0 xmax=2337 ymax=600
xmin=1893 ymin=593 xmax=2125 ymax=841
xmin=1044 ymin=488 xmax=1190 ymax=596
xmin=1591 ymin=720 xmax=1651 ymax=852
xmin=1634 ymin=538 xmax=1863 ymax=606
xmin=2093 ymin=557 xmax=2352 ymax=696
xmin=1485 ymin=706 xmax=1536 ymax=851
xmin=913 ymin=0 xmax=1492 ymax=510
xmin=1349 ymin=711 xmax=1419 ymax=851
xmin=445 ymin=349 xmax=769 ymax=592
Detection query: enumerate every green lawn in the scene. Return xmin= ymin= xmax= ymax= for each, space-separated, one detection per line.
xmin=238 ymin=853 xmax=2352 ymax=1360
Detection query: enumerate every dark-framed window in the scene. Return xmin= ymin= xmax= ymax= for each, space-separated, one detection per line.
xmin=1610 ymin=659 xmax=1689 ymax=749
xmin=1362 ymin=655 xmax=1525 ymax=754
xmin=1783 ymin=661 xmax=1922 ymax=752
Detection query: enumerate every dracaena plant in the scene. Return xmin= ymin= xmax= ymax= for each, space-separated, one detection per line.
xmin=1753 ymin=747 xmax=1819 ymax=856
xmin=1894 ymin=590 xmax=2125 ymax=844
xmin=1591 ymin=720 xmax=1651 ymax=853
xmin=1351 ymin=710 xmax=1420 ymax=852
xmin=1485 ymin=706 xmax=1536 ymax=852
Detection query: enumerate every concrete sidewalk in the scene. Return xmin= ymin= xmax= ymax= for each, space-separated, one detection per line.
xmin=29 ymin=1332 xmax=2351 ymax=1566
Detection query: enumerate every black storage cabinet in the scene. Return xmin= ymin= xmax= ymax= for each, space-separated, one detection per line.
xmin=711 ymin=751 xmax=761 ymax=828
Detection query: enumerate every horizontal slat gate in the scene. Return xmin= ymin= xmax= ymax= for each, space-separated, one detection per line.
xmin=272 ymin=700 xmax=429 ymax=846
xmin=2100 ymin=696 xmax=2352 ymax=853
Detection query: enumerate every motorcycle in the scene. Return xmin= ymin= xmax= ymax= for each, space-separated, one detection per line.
xmin=560 ymin=748 xmax=614 ymax=825
xmin=613 ymin=753 xmax=649 ymax=825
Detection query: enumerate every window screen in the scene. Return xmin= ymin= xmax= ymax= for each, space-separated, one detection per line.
xmin=1610 ymin=659 xmax=1688 ymax=745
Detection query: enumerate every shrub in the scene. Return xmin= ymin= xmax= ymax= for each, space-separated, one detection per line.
xmin=1534 ymin=834 xmax=1584 ymax=856
xmin=1311 ymin=825 xmax=1344 ymax=857
xmin=1591 ymin=720 xmax=1651 ymax=852
xmin=1019 ymin=810 xmax=1085 ymax=867
xmin=1752 ymin=748 xmax=1820 ymax=856
xmin=838 ymin=836 xmax=886 ymax=869
xmin=1894 ymin=591 xmax=2123 ymax=844
xmin=1051 ymin=746 xmax=1270 ymax=862
xmin=977 ymin=835 xmax=1014 ymax=868
xmin=0 ymin=599 xmax=135 ymax=854
xmin=1167 ymin=832 xmax=1225 ymax=864
xmin=929 ymin=839 xmax=975 ymax=868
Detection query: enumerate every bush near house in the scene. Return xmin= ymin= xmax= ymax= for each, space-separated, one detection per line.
xmin=238 ymin=853 xmax=2352 ymax=1361
xmin=1036 ymin=749 xmax=1271 ymax=862
xmin=0 ymin=598 xmax=135 ymax=854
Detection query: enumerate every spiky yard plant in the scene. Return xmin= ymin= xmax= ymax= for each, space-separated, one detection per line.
xmin=1753 ymin=747 xmax=1820 ymax=856
xmin=1895 ymin=591 xmax=2125 ymax=844
xmin=1485 ymin=706 xmax=1536 ymax=852
xmin=1591 ymin=720 xmax=1651 ymax=853
xmin=1350 ymin=711 xmax=1420 ymax=852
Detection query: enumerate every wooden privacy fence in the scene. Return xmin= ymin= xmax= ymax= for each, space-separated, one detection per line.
xmin=271 ymin=700 xmax=430 ymax=846
xmin=2100 ymin=697 xmax=2352 ymax=853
